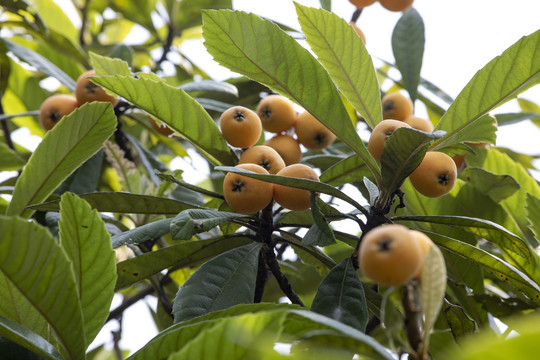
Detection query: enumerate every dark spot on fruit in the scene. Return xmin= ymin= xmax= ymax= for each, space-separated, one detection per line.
xmin=438 ymin=173 xmax=450 ymax=185
xmin=232 ymin=180 xmax=244 ymax=192
xmin=383 ymin=100 xmax=395 ymax=112
xmin=261 ymin=106 xmax=271 ymax=119
xmin=315 ymin=133 xmax=325 ymax=144
xmin=259 ymin=159 xmax=271 ymax=170
xmin=86 ymin=82 xmax=99 ymax=94
xmin=377 ymin=238 xmax=392 ymax=252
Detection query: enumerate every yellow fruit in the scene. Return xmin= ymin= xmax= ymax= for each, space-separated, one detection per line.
xmin=294 ymin=111 xmax=336 ymax=150
xmin=219 ymin=106 xmax=262 ymax=148
xmin=379 ymin=0 xmax=414 ymax=12
xmin=367 ymin=119 xmax=412 ymax=163
xmin=349 ymin=0 xmax=377 ymax=8
xmin=256 ymin=94 xmax=297 ymax=133
xmin=238 ymin=145 xmax=286 ymax=175
xmin=39 ymin=94 xmax=79 ymax=131
xmin=382 ymin=92 xmax=414 ymax=121
xmin=223 ymin=163 xmax=273 ymax=214
xmin=409 ymin=151 xmax=457 ymax=198
xmin=403 ymin=116 xmax=434 ymax=133
xmin=359 ymin=224 xmax=422 ymax=287
xmin=273 ymin=164 xmax=320 ymax=211
xmin=410 ymin=230 xmax=434 ymax=279
xmin=75 ymin=70 xmax=118 ymax=106
xmin=264 ymin=134 xmax=302 ymax=166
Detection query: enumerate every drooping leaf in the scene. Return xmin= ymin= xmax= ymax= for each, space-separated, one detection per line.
xmin=180 ymin=80 xmax=238 ymax=96
xmin=295 ymin=3 xmax=382 ymax=129
xmin=171 ymin=209 xmax=249 ymax=240
xmin=90 ymin=74 xmax=236 ymax=165
xmin=0 ymin=216 xmax=85 ymax=360
xmin=157 ymin=171 xmax=224 ymax=199
xmin=54 ymin=149 xmax=104 ymax=195
xmin=392 ymin=214 xmax=540 ymax=284
xmin=28 ymin=192 xmax=198 ymax=215
xmin=202 ymin=9 xmax=380 ymax=183
xmin=0 ymin=142 xmax=25 ymax=171
xmin=175 ymin=0 xmax=232 ymax=31
xmin=27 ymin=0 xmax=79 ymax=45
xmin=391 ymin=8 xmax=425 ymax=103
xmin=117 ymin=236 xmax=252 ymax=290
xmin=433 ymin=29 xmax=540 ymax=150
xmin=58 ymin=193 xmax=117 ymax=346
xmin=302 ymin=195 xmax=336 ymax=247
xmin=108 ymin=0 xmax=157 ymax=33
xmin=311 ymin=258 xmax=368 ymax=332
xmin=421 ymin=245 xmax=447 ymax=354
xmin=2 ymin=38 xmax=76 ymax=91
xmin=495 ymin=111 xmax=540 ymax=126
xmin=90 ymin=51 xmax=132 ymax=77
xmin=363 ymin=177 xmax=379 ymax=207
xmin=459 ymin=167 xmax=520 ymax=202
xmin=443 ymin=303 xmax=476 ymax=341
xmin=6 ymin=102 xmax=117 ymax=218
xmin=428 ymin=232 xmax=540 ymax=303
xmin=1 ymin=0 xmax=47 ymax=34
xmin=0 ymin=310 xmax=63 ymax=360
xmin=172 ymin=242 xmax=262 ymax=323
xmin=111 ymin=219 xmax=173 ymax=248
xmin=169 ymin=311 xmax=285 ymax=359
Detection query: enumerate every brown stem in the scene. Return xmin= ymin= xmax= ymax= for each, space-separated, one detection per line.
xmin=265 ymin=247 xmax=305 ymax=307
xmin=156 ymin=23 xmax=175 ymax=66
xmin=350 ymin=8 xmax=363 ymax=23
xmin=254 ymin=249 xmax=268 ymax=303
xmin=402 ymin=281 xmax=428 ymax=360
xmin=78 ymin=0 xmax=89 ymax=46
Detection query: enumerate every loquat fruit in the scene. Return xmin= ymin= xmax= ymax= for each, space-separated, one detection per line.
xmin=75 ymin=69 xmax=118 ymax=106
xmin=256 ymin=94 xmax=297 ymax=133
xmin=238 ymin=145 xmax=286 ymax=175
xmin=382 ymin=92 xmax=414 ymax=121
xmin=409 ymin=151 xmax=457 ymax=198
xmin=379 ymin=0 xmax=415 ymax=12
xmin=223 ymin=163 xmax=273 ymax=214
xmin=273 ymin=164 xmax=320 ymax=211
xmin=367 ymin=119 xmax=412 ymax=163
xmin=39 ymin=94 xmax=79 ymax=131
xmin=403 ymin=116 xmax=434 ymax=133
xmin=264 ymin=134 xmax=302 ymax=166
xmin=294 ymin=111 xmax=336 ymax=150
xmin=219 ymin=106 xmax=262 ymax=148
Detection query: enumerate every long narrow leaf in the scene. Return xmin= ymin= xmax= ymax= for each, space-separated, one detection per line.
xmin=0 ymin=216 xmax=86 ymax=360
xmin=6 ymin=102 xmax=117 ymax=218
xmin=295 ymin=4 xmax=382 ymax=129
xmin=58 ymin=192 xmax=117 ymax=346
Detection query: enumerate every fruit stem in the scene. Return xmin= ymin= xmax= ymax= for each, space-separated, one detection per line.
xmin=113 ymin=101 xmax=135 ymax=162
xmin=351 ymin=8 xmax=363 ymax=23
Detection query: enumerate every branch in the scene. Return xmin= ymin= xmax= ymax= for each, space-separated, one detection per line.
xmin=265 ymin=246 xmax=305 ymax=307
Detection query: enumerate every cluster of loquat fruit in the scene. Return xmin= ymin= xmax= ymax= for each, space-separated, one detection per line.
xmin=219 ymin=94 xmax=339 ymax=215
xmin=369 ymin=91 xmax=458 ymax=198
xmin=39 ymin=70 xmax=118 ymax=131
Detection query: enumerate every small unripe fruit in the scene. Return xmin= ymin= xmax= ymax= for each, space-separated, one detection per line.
xmin=238 ymin=145 xmax=286 ymax=175
xmin=264 ymin=134 xmax=302 ymax=166
xmin=368 ymin=119 xmax=412 ymax=163
xmin=403 ymin=116 xmax=434 ymax=133
xmin=223 ymin=163 xmax=273 ymax=214
xmin=256 ymin=95 xmax=297 ymax=133
xmin=409 ymin=151 xmax=457 ymax=198
xmin=219 ymin=106 xmax=262 ymax=148
xmin=379 ymin=0 xmax=414 ymax=12
xmin=382 ymin=92 xmax=414 ymax=121
xmin=273 ymin=164 xmax=320 ymax=211
xmin=149 ymin=116 xmax=174 ymax=136
xmin=294 ymin=111 xmax=336 ymax=150
xmin=39 ymin=94 xmax=79 ymax=131
xmin=359 ymin=224 xmax=422 ymax=287
xmin=75 ymin=70 xmax=118 ymax=106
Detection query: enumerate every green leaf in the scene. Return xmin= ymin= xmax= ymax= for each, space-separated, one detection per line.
xmin=295 ymin=3 xmax=382 ymax=129
xmin=215 ymin=166 xmax=366 ymax=214
xmin=58 ymin=192 xmax=117 ymax=346
xmin=0 ymin=313 xmax=63 ymax=360
xmin=0 ymin=216 xmax=85 ymax=360
xmin=108 ymin=0 xmax=157 ymax=33
xmin=302 ymin=195 xmax=336 ymax=247
xmin=169 ymin=311 xmax=286 ymax=359
xmin=2 ymin=38 xmax=76 ymax=91
xmin=202 ymin=9 xmax=380 ymax=183
xmin=90 ymin=52 xmax=132 ymax=77
xmin=443 ymin=303 xmax=476 ymax=341
xmin=0 ymin=142 xmax=25 ymax=171
xmin=526 ymin=194 xmax=540 ymax=242
xmin=111 ymin=219 xmax=173 ymax=248
xmin=171 ymin=209 xmax=248 ymax=240
xmin=428 ymin=232 xmax=540 ymax=304
xmin=392 ymin=214 xmax=540 ymax=284
xmin=127 ymin=304 xmax=296 ymax=360
xmin=433 ymin=29 xmax=540 ymax=150
xmin=28 ymin=192 xmax=198 ymax=215
xmin=319 ymin=154 xmax=372 ymax=187
xmin=180 ymin=80 xmax=238 ymax=96
xmin=311 ymin=258 xmax=368 ymax=332
xmin=1 ymin=0 xmax=47 ymax=34
xmin=380 ymin=128 xmax=444 ymax=199
xmin=29 ymin=0 xmax=79 ymax=45
xmin=363 ymin=177 xmax=379 ymax=207
xmin=90 ymin=75 xmax=236 ymax=165
xmin=172 ymin=242 xmax=262 ymax=323
xmin=391 ymin=8 xmax=425 ymax=103
xmin=6 ymin=102 xmax=116 ymax=218
xmin=421 ymin=245 xmax=447 ymax=354
xmin=116 ymin=236 xmax=252 ymax=290
xmin=54 ymin=149 xmax=104 ymax=195
xmin=459 ymin=167 xmax=520 ymax=202
xmin=157 ymin=171 xmax=224 ymax=199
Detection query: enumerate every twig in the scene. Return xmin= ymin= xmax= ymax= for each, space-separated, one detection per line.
xmin=156 ymin=23 xmax=175 ymax=66
xmin=402 ymin=281 xmax=427 ymax=359
xmin=78 ymin=0 xmax=90 ymax=46
xmin=350 ymin=8 xmax=363 ymax=23
xmin=265 ymin=246 xmax=305 ymax=307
